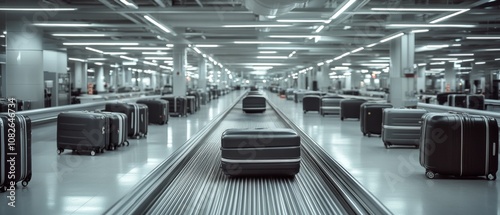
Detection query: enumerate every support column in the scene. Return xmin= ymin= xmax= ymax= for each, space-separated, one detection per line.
xmin=389 ymin=33 xmax=415 ymax=107
xmin=444 ymin=62 xmax=456 ymax=92
xmin=112 ymin=67 xmax=119 ymax=89
xmin=417 ymin=66 xmax=426 ymax=92
xmin=344 ymin=74 xmax=352 ymax=90
xmin=73 ymin=61 xmax=88 ymax=92
xmin=319 ymin=64 xmax=330 ymax=92
xmin=198 ymin=58 xmax=207 ymax=90
xmin=124 ymin=67 xmax=132 ymax=86
xmin=298 ymin=72 xmax=306 ymax=89
xmin=173 ymin=45 xmax=187 ymax=96
xmin=96 ymin=66 xmax=105 ymax=93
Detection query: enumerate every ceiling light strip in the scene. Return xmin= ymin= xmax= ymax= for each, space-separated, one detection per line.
xmin=144 ymin=15 xmax=173 ymax=34
xmin=430 ymin=9 xmax=470 ymax=24
xmin=327 ymin=0 xmax=357 ymax=22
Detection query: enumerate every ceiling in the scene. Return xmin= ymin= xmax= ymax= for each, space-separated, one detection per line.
xmin=1 ymin=0 xmax=500 ymax=79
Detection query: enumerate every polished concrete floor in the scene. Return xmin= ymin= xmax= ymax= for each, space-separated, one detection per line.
xmin=1 ymin=90 xmax=499 ymax=214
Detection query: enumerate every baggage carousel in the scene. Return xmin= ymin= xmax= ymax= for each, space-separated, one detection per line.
xmin=105 ymin=94 xmax=392 ymax=215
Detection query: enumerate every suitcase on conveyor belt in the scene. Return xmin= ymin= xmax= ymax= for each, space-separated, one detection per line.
xmin=0 ymin=114 xmax=32 ymax=191
xmin=360 ymin=103 xmax=393 ymax=137
xmin=57 ymin=111 xmax=109 ymax=156
xmin=381 ymin=108 xmax=427 ymax=148
xmin=96 ymin=111 xmax=129 ymax=149
xmin=220 ymin=128 xmax=301 ymax=176
xmin=242 ymin=95 xmax=266 ymax=113
xmin=302 ymin=95 xmax=321 ymax=114
xmin=104 ymin=103 xmax=148 ymax=139
xmin=186 ymin=96 xmax=196 ymax=114
xmin=161 ymin=96 xmax=187 ymax=117
xmin=188 ymin=92 xmax=201 ymax=111
xmin=420 ymin=113 xmax=498 ymax=180
xmin=136 ymin=99 xmax=169 ymax=125
xmin=340 ymin=99 xmax=366 ymax=121
xmin=448 ymin=94 xmax=467 ymax=108
xmin=320 ymin=97 xmax=342 ymax=116
xmin=437 ymin=92 xmax=461 ymax=105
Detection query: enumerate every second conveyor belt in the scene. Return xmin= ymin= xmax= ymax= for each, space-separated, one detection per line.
xmin=105 ymin=93 xmax=392 ymax=215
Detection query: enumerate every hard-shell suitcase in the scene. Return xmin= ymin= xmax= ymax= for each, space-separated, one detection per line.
xmin=186 ymin=96 xmax=196 ymax=114
xmin=420 ymin=113 xmax=498 ymax=180
xmin=382 ymin=108 xmax=427 ymax=148
xmin=302 ymin=95 xmax=321 ymax=114
xmin=136 ymin=103 xmax=148 ymax=137
xmin=448 ymin=94 xmax=467 ymax=108
xmin=161 ymin=96 xmax=187 ymax=117
xmin=136 ymin=99 xmax=169 ymax=125
xmin=242 ymin=95 xmax=266 ymax=113
xmin=104 ymin=103 xmax=147 ymax=139
xmin=0 ymin=114 xmax=32 ymax=191
xmin=360 ymin=103 xmax=393 ymax=137
xmin=220 ymin=128 xmax=301 ymax=176
xmin=448 ymin=94 xmax=485 ymax=110
xmin=466 ymin=95 xmax=485 ymax=110
xmin=188 ymin=92 xmax=201 ymax=111
xmin=320 ymin=98 xmax=343 ymax=116
xmin=437 ymin=92 xmax=461 ymax=105
xmin=98 ymin=111 xmax=129 ymax=149
xmin=340 ymin=99 xmax=366 ymax=121
xmin=57 ymin=111 xmax=109 ymax=156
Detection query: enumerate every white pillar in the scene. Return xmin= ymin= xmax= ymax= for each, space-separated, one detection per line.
xmin=417 ymin=66 xmax=426 ymax=92
xmin=389 ymin=33 xmax=415 ymax=107
xmin=173 ymin=45 xmax=187 ymax=96
xmin=96 ymin=66 xmax=105 ymax=92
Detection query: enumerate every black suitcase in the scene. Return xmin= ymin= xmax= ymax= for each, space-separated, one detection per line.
xmin=0 ymin=113 xmax=32 ymax=191
xmin=188 ymin=91 xmax=201 ymax=111
xmin=437 ymin=92 xmax=461 ymax=105
xmin=340 ymin=99 xmax=366 ymax=120
xmin=57 ymin=111 xmax=109 ymax=156
xmin=302 ymin=95 xmax=321 ymax=114
xmin=360 ymin=103 xmax=393 ymax=137
xmin=467 ymin=95 xmax=485 ymax=110
xmin=136 ymin=99 xmax=169 ymax=125
xmin=420 ymin=113 xmax=498 ymax=180
xmin=97 ymin=111 xmax=129 ymax=149
xmin=448 ymin=94 xmax=467 ymax=108
xmin=160 ymin=96 xmax=187 ymax=117
xmin=104 ymin=103 xmax=147 ymax=138
xmin=186 ymin=96 xmax=196 ymax=114
xmin=242 ymin=95 xmax=266 ymax=113
xmin=220 ymin=128 xmax=301 ymax=176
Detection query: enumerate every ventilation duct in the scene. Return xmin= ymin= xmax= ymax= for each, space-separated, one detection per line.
xmin=244 ymin=0 xmax=308 ymax=16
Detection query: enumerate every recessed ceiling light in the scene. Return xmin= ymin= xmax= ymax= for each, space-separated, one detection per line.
xmin=64 ymin=42 xmax=138 ymax=46
xmin=448 ymin=53 xmax=474 ymax=56
xmin=259 ymin=51 xmax=277 ymax=54
xmin=475 ymin=61 xmax=486 ymax=65
xmin=121 ymin=47 xmax=171 ymax=50
xmin=0 ymin=7 xmax=77 ymax=11
xmin=222 ymin=24 xmax=291 ymax=28
xmin=387 ymin=24 xmax=475 ymax=28
xmin=466 ymin=36 xmax=500 ymax=39
xmin=371 ymin=8 xmax=465 ymax=12
xmin=142 ymin=52 xmax=168 ymax=55
xmin=234 ymin=41 xmax=291 ymax=44
xmin=33 ymin=23 xmax=93 ymax=27
xmin=430 ymin=9 xmax=470 ymax=24
xmin=194 ymin=44 xmax=219 ymax=47
xmin=276 ymin=19 xmax=326 ymax=23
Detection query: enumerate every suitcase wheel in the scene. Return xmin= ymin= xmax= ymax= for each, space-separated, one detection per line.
xmin=384 ymin=143 xmax=390 ymax=149
xmin=22 ymin=180 xmax=29 ymax=187
xmin=425 ymin=170 xmax=435 ymax=179
xmin=367 ymin=133 xmax=371 ymax=137
xmin=340 ymin=117 xmax=344 ymax=121
xmin=363 ymin=133 xmax=366 ymax=136
xmin=487 ymin=174 xmax=496 ymax=180
xmin=303 ymin=111 xmax=306 ymax=114
xmin=125 ymin=141 xmax=130 ymax=146
xmin=90 ymin=150 xmax=96 ymax=156
xmin=57 ymin=149 xmax=64 ymax=155
xmin=1 ymin=186 xmax=6 ymax=192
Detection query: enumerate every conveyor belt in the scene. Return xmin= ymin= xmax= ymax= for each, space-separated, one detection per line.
xmin=104 ymin=93 xmax=392 ymax=215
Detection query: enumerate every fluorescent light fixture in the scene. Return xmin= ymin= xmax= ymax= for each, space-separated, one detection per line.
xmin=259 ymin=51 xmax=277 ymax=54
xmin=424 ymin=45 xmax=449 ymax=48
xmin=431 ymin=58 xmax=457 ymax=61
xmin=462 ymin=59 xmax=474 ymax=62
xmin=68 ymin=58 xmax=86 ymax=62
xmin=120 ymin=0 xmax=138 ymax=9
xmin=85 ymin=47 xmax=104 ymax=54
xmin=159 ymin=65 xmax=172 ymax=70
xmin=277 ymin=19 xmax=327 ymax=23
xmin=342 ymin=63 xmax=352 ymax=66
xmin=448 ymin=53 xmax=474 ymax=56
xmin=120 ymin=56 xmax=138 ymax=61
xmin=371 ymin=8 xmax=464 ymax=12
xmin=430 ymin=9 xmax=469 ymax=24
xmin=222 ymin=24 xmax=291 ymax=28
xmin=430 ymin=61 xmax=446 ymax=65
xmin=249 ymin=66 xmax=273 ymax=70
xmin=194 ymin=44 xmax=219 ymax=47
xmin=53 ymin=33 xmax=106 ymax=37
xmin=387 ymin=24 xmax=475 ymax=28
xmin=475 ymin=62 xmax=486 ymax=65
xmin=192 ymin=47 xmax=202 ymax=54
xmin=145 ymin=57 xmax=173 ymax=60
xmin=327 ymin=0 xmax=357 ymax=22
xmin=104 ymin=52 xmax=127 ymax=55
xmin=331 ymin=66 xmax=349 ymax=70
xmin=143 ymin=61 xmax=158 ymax=66
xmin=380 ymin=33 xmax=404 ymax=43
xmin=0 ymin=7 xmax=77 ymax=11
xmin=361 ymin=69 xmax=369 ymax=73
xmin=121 ymin=47 xmax=170 ymax=50
xmin=144 ymin=15 xmax=172 ymax=34
xmin=334 ymin=52 xmax=351 ymax=61
xmin=288 ymin=51 xmax=297 ymax=58
xmin=366 ymin=43 xmax=379 ymax=48
xmin=315 ymin=25 xmax=325 ymax=33
xmin=142 ymin=52 xmax=168 ymax=55
xmin=64 ymin=42 xmax=138 ymax=46
xmin=350 ymin=47 xmax=364 ymax=53
xmin=33 ymin=23 xmax=93 ymax=27
xmin=234 ymin=41 xmax=291 ymax=44
xmin=466 ymin=36 xmax=500 ymax=40
xmin=326 ymin=59 xmax=334 ymax=64
xmin=0 ymin=35 xmax=4 ymax=38
xmin=344 ymin=72 xmax=352 ymax=75
xmin=411 ymin=29 xmax=429 ymax=33
xmin=87 ymin=58 xmax=107 ymax=61
xmin=256 ymin=56 xmax=288 ymax=59
xmin=94 ymin=62 xmax=103 ymax=66
xmin=317 ymin=62 xmax=325 ymax=66
xmin=495 ymin=58 xmax=500 ymax=61
xmin=269 ymin=35 xmax=319 ymax=39
xmin=360 ymin=63 xmax=390 ymax=67
xmin=452 ymin=44 xmax=461 ymax=47
xmin=418 ymin=63 xmax=427 ymax=66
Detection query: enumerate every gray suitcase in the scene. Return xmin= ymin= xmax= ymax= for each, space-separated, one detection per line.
xmin=320 ymin=98 xmax=343 ymax=116
xmin=242 ymin=95 xmax=266 ymax=113
xmin=220 ymin=128 xmax=300 ymax=176
xmin=382 ymin=108 xmax=427 ymax=148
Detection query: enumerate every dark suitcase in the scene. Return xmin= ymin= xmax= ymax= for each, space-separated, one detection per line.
xmin=98 ymin=111 xmax=129 ymax=149
xmin=136 ymin=104 xmax=148 ymax=136
xmin=420 ymin=113 xmax=498 ymax=180
xmin=57 ymin=111 xmax=109 ymax=156
xmin=220 ymin=128 xmax=301 ymax=176
xmin=104 ymin=103 xmax=147 ymax=138
xmin=302 ymin=95 xmax=321 ymax=114
xmin=242 ymin=96 xmax=266 ymax=113
xmin=448 ymin=94 xmax=467 ymax=108
xmin=0 ymin=114 xmax=32 ymax=191
xmin=188 ymin=92 xmax=201 ymax=111
xmin=382 ymin=108 xmax=427 ymax=148
xmin=437 ymin=92 xmax=462 ymax=105
xmin=136 ymin=99 xmax=169 ymax=125
xmin=360 ymin=103 xmax=393 ymax=137
xmin=161 ymin=96 xmax=187 ymax=117
xmin=467 ymin=95 xmax=485 ymax=110
xmin=186 ymin=96 xmax=196 ymax=114
xmin=340 ymin=99 xmax=366 ymax=121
